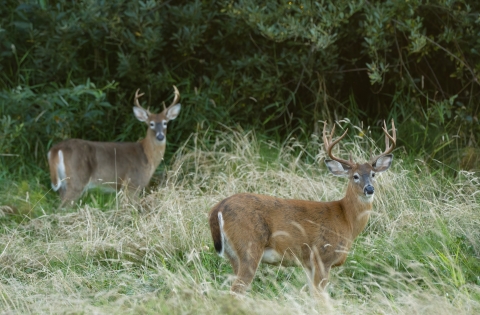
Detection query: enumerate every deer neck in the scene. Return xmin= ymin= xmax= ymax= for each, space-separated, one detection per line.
xmin=140 ymin=129 xmax=166 ymax=175
xmin=340 ymin=183 xmax=373 ymax=239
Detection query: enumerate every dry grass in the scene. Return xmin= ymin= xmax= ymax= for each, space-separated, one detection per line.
xmin=0 ymin=128 xmax=479 ymax=314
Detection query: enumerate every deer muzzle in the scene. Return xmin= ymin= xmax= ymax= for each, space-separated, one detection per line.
xmin=364 ymin=184 xmax=374 ymax=196
xmin=156 ymin=132 xmax=165 ymax=141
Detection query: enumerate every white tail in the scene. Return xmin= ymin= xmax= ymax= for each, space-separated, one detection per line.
xmin=209 ymin=120 xmax=396 ymax=296
xmin=48 ymin=86 xmax=181 ymax=207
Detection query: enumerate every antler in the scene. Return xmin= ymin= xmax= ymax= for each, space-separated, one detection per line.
xmin=323 ymin=121 xmax=355 ymax=167
xmin=162 ymin=85 xmax=181 ymax=111
xmin=134 ymin=89 xmax=149 ymax=114
xmin=169 ymin=85 xmax=181 ymax=109
xmin=369 ymin=119 xmax=396 ymax=164
xmin=135 ymin=86 xmax=180 ymax=112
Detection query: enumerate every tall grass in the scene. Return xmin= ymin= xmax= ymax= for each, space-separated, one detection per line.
xmin=0 ymin=127 xmax=479 ymax=314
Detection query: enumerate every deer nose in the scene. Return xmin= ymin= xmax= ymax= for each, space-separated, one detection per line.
xmin=364 ymin=185 xmax=374 ymax=196
xmin=156 ymin=133 xmax=165 ymax=141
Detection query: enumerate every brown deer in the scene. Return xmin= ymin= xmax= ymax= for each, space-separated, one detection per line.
xmin=47 ymin=86 xmax=181 ymax=207
xmin=209 ymin=120 xmax=396 ymax=296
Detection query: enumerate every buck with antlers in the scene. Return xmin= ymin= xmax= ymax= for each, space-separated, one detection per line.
xmin=209 ymin=120 xmax=396 ymax=296
xmin=47 ymin=86 xmax=181 ymax=207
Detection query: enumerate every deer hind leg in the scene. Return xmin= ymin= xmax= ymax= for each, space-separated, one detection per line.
xmin=58 ymin=179 xmax=85 ymax=208
xmin=230 ymin=242 xmax=264 ymax=295
xmin=58 ymin=163 xmax=90 ymax=208
xmin=220 ymin=209 xmax=269 ymax=295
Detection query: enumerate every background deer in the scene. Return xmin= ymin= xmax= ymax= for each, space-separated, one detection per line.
xmin=47 ymin=86 xmax=181 ymax=207
xmin=209 ymin=120 xmax=396 ymax=296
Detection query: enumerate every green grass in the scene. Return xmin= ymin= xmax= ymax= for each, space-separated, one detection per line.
xmin=0 ymin=129 xmax=479 ymax=314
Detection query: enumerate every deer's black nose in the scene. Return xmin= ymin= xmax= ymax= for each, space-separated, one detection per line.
xmin=156 ymin=133 xmax=165 ymax=141
xmin=364 ymin=185 xmax=374 ymax=196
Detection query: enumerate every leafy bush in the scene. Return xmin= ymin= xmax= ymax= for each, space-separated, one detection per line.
xmin=0 ymin=81 xmax=117 ymax=175
xmin=1 ymin=0 xmax=479 ymax=175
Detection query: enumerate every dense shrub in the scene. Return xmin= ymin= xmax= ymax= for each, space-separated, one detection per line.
xmin=0 ymin=0 xmax=479 ymax=175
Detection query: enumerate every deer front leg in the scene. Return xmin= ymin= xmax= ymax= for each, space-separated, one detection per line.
xmin=303 ymin=246 xmax=332 ymax=297
xmin=303 ymin=259 xmax=332 ymax=311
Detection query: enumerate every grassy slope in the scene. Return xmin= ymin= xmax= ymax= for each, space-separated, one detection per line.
xmin=0 ymin=129 xmax=479 ymax=314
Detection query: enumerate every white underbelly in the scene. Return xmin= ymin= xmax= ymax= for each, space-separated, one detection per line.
xmin=86 ymin=180 xmax=117 ymax=192
xmin=261 ymin=248 xmax=283 ymax=264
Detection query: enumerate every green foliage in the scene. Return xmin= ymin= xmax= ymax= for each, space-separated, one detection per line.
xmin=1 ymin=0 xmax=479 ymax=176
xmin=0 ymin=80 xmax=117 ymax=174
xmin=345 ymin=225 xmax=480 ymax=295
xmin=0 ymin=178 xmax=55 ymax=225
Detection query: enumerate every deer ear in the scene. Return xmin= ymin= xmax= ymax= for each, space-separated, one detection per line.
xmin=133 ymin=107 xmax=149 ymax=122
xmin=166 ymin=104 xmax=181 ymax=121
xmin=325 ymin=159 xmax=351 ymax=177
xmin=373 ymin=154 xmax=393 ymax=172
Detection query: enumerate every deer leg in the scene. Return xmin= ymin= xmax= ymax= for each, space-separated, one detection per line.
xmin=230 ymin=242 xmax=263 ymax=295
xmin=313 ymin=264 xmax=331 ymax=291
xmin=309 ymin=263 xmax=333 ymax=310
xmin=58 ymin=186 xmax=66 ymax=201
xmin=304 ymin=247 xmax=331 ymax=297
xmin=59 ymin=188 xmax=83 ymax=208
xmin=58 ymin=177 xmax=86 ymax=208
xmin=221 ymin=210 xmax=269 ymax=295
xmin=124 ymin=181 xmax=143 ymax=204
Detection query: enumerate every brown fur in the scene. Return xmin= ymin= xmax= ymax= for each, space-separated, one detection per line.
xmin=47 ymin=87 xmax=181 ymax=208
xmin=208 ymin=121 xmax=396 ymax=296
xmin=209 ymin=163 xmax=387 ymax=295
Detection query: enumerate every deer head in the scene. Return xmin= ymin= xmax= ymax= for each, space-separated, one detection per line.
xmin=323 ymin=120 xmax=396 ymax=201
xmin=133 ymin=86 xmax=181 ymax=143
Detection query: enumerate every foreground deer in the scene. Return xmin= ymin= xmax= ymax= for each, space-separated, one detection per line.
xmin=48 ymin=86 xmax=181 ymax=207
xmin=209 ymin=120 xmax=396 ymax=296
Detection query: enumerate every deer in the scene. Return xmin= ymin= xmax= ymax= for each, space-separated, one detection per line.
xmin=47 ymin=86 xmax=181 ymax=208
xmin=208 ymin=120 xmax=396 ymax=297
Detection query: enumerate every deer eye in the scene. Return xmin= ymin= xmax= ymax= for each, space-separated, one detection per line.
xmin=149 ymin=122 xmax=155 ymax=127
xmin=353 ymin=174 xmax=360 ymax=180
xmin=372 ymin=172 xmax=376 ymax=178
xmin=163 ymin=121 xmax=167 ymax=128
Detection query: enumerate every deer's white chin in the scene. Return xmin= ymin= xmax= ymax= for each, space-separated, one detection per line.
xmin=360 ymin=194 xmax=374 ymax=203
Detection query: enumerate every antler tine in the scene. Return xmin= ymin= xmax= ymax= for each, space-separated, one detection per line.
xmin=134 ymin=88 xmax=147 ymax=111
xmin=381 ymin=119 xmax=396 ymax=154
xmin=323 ymin=121 xmax=354 ymax=167
xmin=370 ymin=119 xmax=396 ymax=163
xmin=384 ymin=120 xmax=390 ymax=150
xmin=168 ymin=85 xmax=180 ymax=108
